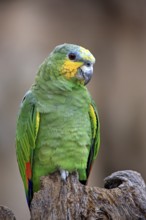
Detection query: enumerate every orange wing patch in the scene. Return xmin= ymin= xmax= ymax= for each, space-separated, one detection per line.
xmin=25 ymin=162 xmax=32 ymax=185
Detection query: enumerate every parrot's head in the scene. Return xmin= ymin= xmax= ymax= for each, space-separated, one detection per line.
xmin=43 ymin=43 xmax=95 ymax=85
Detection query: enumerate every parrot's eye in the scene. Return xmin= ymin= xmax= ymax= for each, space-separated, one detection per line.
xmin=68 ymin=53 xmax=76 ymax=61
xmin=86 ymin=61 xmax=91 ymax=67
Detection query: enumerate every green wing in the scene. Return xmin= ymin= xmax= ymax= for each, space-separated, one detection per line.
xmin=16 ymin=91 xmax=40 ymax=206
xmin=85 ymin=100 xmax=100 ymax=183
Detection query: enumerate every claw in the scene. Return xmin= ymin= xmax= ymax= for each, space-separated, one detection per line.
xmin=60 ymin=170 xmax=69 ymax=181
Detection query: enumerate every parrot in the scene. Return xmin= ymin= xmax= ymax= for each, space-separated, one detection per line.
xmin=16 ymin=43 xmax=100 ymax=207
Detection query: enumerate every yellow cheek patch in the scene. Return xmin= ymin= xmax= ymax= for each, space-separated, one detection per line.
xmin=61 ymin=60 xmax=83 ymax=79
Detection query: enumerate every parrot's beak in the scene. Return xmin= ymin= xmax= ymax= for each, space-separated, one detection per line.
xmin=76 ymin=64 xmax=93 ymax=85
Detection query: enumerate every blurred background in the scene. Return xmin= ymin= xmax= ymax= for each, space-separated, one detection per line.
xmin=0 ymin=0 xmax=146 ymax=219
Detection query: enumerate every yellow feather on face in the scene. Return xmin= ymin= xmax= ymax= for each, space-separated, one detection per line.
xmin=79 ymin=47 xmax=95 ymax=63
xmin=60 ymin=46 xmax=95 ymax=80
xmin=61 ymin=60 xmax=83 ymax=79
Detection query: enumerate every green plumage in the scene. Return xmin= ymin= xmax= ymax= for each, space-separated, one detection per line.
xmin=16 ymin=43 xmax=100 ymax=207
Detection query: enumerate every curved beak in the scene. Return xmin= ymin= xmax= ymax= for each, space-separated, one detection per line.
xmin=76 ymin=64 xmax=93 ymax=85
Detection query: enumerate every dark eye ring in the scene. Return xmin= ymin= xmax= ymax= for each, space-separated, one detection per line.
xmin=68 ymin=53 xmax=76 ymax=60
xmin=86 ymin=62 xmax=91 ymax=67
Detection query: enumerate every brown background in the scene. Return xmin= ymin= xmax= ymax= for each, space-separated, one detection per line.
xmin=0 ymin=1 xmax=146 ymax=219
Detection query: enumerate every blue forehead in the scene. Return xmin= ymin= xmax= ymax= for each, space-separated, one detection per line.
xmin=53 ymin=43 xmax=95 ymax=63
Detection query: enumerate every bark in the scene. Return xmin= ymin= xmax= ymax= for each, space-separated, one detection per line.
xmin=0 ymin=206 xmax=16 ymax=220
xmin=30 ymin=170 xmax=146 ymax=220
xmin=0 ymin=170 xmax=146 ymax=219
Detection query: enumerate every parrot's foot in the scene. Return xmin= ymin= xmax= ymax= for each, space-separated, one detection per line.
xmin=60 ymin=170 xmax=69 ymax=181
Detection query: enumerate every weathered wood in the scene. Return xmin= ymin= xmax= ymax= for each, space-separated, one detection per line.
xmin=30 ymin=170 xmax=146 ymax=220
xmin=0 ymin=206 xmax=16 ymax=220
xmin=0 ymin=170 xmax=146 ymax=219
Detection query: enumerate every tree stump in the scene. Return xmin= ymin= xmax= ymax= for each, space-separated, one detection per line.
xmin=0 ymin=206 xmax=16 ymax=220
xmin=30 ymin=170 xmax=146 ymax=220
xmin=0 ymin=170 xmax=146 ymax=219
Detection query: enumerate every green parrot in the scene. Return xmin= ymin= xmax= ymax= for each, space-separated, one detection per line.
xmin=16 ymin=43 xmax=100 ymax=207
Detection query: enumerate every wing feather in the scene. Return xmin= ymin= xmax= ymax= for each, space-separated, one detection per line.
xmin=16 ymin=91 xmax=40 ymax=206
xmin=86 ymin=101 xmax=100 ymax=183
